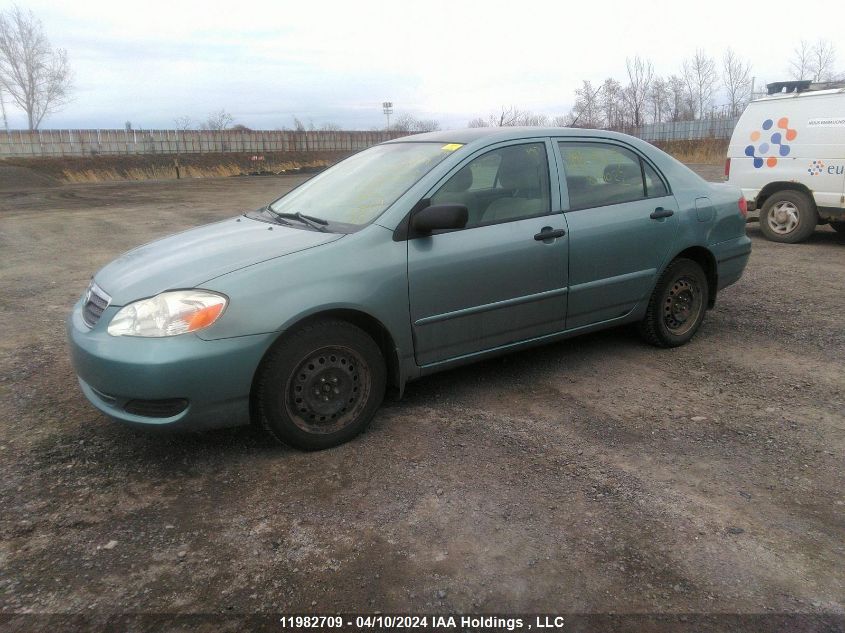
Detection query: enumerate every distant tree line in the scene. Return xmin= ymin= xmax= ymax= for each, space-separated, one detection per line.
xmin=467 ymin=40 xmax=842 ymax=131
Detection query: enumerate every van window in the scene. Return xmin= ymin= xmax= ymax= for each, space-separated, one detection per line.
xmin=558 ymin=142 xmax=649 ymax=209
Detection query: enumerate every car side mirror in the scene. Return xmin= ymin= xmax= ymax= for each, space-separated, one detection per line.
xmin=411 ymin=204 xmax=468 ymax=235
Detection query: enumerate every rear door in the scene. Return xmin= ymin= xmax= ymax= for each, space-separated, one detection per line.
xmin=555 ymin=139 xmax=679 ymax=329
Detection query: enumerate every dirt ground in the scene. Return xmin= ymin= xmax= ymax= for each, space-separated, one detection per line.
xmin=0 ymin=171 xmax=843 ymax=628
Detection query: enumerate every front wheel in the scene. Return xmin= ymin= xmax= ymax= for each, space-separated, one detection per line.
xmin=254 ymin=320 xmax=386 ymax=450
xmin=639 ymin=258 xmax=709 ymax=348
xmin=758 ymin=190 xmax=817 ymax=243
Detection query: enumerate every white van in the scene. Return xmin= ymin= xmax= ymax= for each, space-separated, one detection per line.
xmin=726 ymin=83 xmax=845 ymax=242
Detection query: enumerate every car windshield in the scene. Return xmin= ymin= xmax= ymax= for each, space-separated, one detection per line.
xmin=268 ymin=142 xmax=460 ymax=226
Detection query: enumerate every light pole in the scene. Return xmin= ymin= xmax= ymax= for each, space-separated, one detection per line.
xmin=382 ymin=101 xmax=393 ymax=131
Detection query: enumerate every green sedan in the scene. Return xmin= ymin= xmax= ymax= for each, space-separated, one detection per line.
xmin=67 ymin=128 xmax=751 ymax=449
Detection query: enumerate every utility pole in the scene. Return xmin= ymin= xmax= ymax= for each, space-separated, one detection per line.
xmin=382 ymin=101 xmax=393 ymax=130
xmin=0 ymin=88 xmax=8 ymax=132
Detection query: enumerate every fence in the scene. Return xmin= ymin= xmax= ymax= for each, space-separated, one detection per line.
xmin=0 ymin=129 xmax=409 ymax=158
xmin=623 ymin=115 xmax=740 ymax=142
xmin=0 ymin=118 xmax=741 ymax=158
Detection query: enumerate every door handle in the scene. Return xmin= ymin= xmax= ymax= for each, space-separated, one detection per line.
xmin=650 ymin=207 xmax=674 ymax=219
xmin=534 ymin=227 xmax=566 ymax=241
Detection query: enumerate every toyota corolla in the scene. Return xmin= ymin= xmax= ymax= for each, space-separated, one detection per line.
xmin=67 ymin=128 xmax=751 ymax=450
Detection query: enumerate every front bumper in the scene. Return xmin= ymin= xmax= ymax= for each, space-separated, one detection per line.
xmin=67 ymin=299 xmax=276 ymax=430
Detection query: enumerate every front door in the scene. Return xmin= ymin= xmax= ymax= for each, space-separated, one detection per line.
xmin=555 ymin=139 xmax=679 ymax=329
xmin=407 ymin=140 xmax=569 ymax=366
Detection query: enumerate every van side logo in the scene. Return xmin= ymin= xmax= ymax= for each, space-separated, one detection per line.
xmin=745 ymin=117 xmax=797 ymax=169
xmin=807 ymin=159 xmax=844 ymax=176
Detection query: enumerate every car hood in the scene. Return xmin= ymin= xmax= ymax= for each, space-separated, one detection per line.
xmin=94 ymin=216 xmax=343 ymax=305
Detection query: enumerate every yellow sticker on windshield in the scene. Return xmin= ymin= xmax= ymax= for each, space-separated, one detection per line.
xmin=441 ymin=143 xmax=463 ymax=151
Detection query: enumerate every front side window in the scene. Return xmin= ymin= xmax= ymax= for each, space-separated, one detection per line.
xmin=559 ymin=141 xmax=660 ymax=209
xmin=431 ymin=142 xmax=551 ymax=228
xmin=269 ymin=142 xmax=459 ymax=227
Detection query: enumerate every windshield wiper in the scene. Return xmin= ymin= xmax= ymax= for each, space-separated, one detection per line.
xmin=257 ymin=206 xmax=294 ymax=226
xmin=270 ymin=211 xmax=329 ymax=232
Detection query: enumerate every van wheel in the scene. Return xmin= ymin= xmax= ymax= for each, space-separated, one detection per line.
xmin=255 ymin=320 xmax=386 ymax=450
xmin=759 ymin=190 xmax=817 ymax=243
xmin=639 ymin=258 xmax=709 ymax=348
xmin=830 ymin=221 xmax=845 ymax=234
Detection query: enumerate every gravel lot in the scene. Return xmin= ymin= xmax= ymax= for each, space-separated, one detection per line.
xmin=1 ymin=171 xmax=843 ymax=627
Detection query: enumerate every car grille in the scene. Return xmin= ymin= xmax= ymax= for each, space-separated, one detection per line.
xmin=124 ymin=398 xmax=189 ymax=418
xmin=82 ymin=282 xmax=111 ymax=328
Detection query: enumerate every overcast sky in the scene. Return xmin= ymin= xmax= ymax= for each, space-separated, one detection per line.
xmin=5 ymin=0 xmax=844 ymax=130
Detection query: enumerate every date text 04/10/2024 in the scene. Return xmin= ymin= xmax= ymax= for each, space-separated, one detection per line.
xmin=279 ymin=615 xmax=568 ymax=630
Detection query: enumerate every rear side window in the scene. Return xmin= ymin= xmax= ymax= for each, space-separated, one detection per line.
xmin=643 ymin=161 xmax=668 ymax=197
xmin=557 ymin=141 xmax=666 ymax=209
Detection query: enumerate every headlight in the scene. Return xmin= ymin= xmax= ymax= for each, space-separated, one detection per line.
xmin=107 ymin=290 xmax=227 ymax=337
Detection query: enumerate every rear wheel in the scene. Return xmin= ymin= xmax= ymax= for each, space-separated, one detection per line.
xmin=255 ymin=320 xmax=386 ymax=450
xmin=639 ymin=258 xmax=709 ymax=348
xmin=758 ymin=190 xmax=817 ymax=243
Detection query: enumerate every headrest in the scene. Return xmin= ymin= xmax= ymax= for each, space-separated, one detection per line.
xmin=443 ymin=166 xmax=473 ymax=192
xmin=603 ymin=162 xmax=641 ymax=184
xmin=566 ymin=176 xmax=592 ymax=192
xmin=498 ymin=146 xmax=542 ymax=190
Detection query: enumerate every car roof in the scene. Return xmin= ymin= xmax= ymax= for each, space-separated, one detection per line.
xmin=384 ymin=126 xmax=640 ymax=146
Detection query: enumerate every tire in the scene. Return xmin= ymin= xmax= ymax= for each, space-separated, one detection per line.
xmin=758 ymin=190 xmax=817 ymax=243
xmin=639 ymin=258 xmax=709 ymax=348
xmin=830 ymin=221 xmax=845 ymax=234
xmin=255 ymin=319 xmax=386 ymax=450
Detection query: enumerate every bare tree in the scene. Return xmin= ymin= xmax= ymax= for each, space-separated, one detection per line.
xmin=320 ymin=122 xmax=342 ymax=131
xmin=600 ymin=78 xmax=623 ymax=129
xmin=393 ymin=113 xmax=422 ymax=132
xmin=489 ymin=106 xmax=527 ymax=127
xmin=0 ymin=5 xmax=72 ymax=130
xmin=683 ymin=49 xmax=718 ymax=118
xmin=516 ymin=112 xmax=549 ymax=126
xmin=666 ymin=74 xmax=689 ymax=121
xmin=789 ymin=40 xmax=811 ymax=80
xmin=570 ymin=80 xmax=602 ymax=128
xmin=810 ymin=39 xmax=836 ymax=82
xmin=722 ymin=48 xmax=752 ymax=116
xmin=551 ymin=114 xmax=571 ymax=127
xmin=622 ymin=56 xmax=654 ymax=127
xmin=647 ymin=77 xmax=670 ymax=124
xmin=392 ymin=113 xmax=441 ymax=132
xmin=173 ymin=115 xmax=193 ymax=130
xmin=291 ymin=116 xmax=306 ymax=132
xmin=468 ymin=107 xmax=550 ymax=128
xmin=200 ymin=109 xmax=234 ymax=130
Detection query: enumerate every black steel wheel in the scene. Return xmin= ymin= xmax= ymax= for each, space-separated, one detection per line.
xmin=662 ymin=275 xmax=704 ymax=337
xmin=255 ymin=320 xmax=386 ymax=450
xmin=639 ymin=258 xmax=709 ymax=348
xmin=286 ymin=346 xmax=370 ymax=435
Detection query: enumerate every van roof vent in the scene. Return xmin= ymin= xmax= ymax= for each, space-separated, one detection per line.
xmin=767 ymin=80 xmax=845 ymax=95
